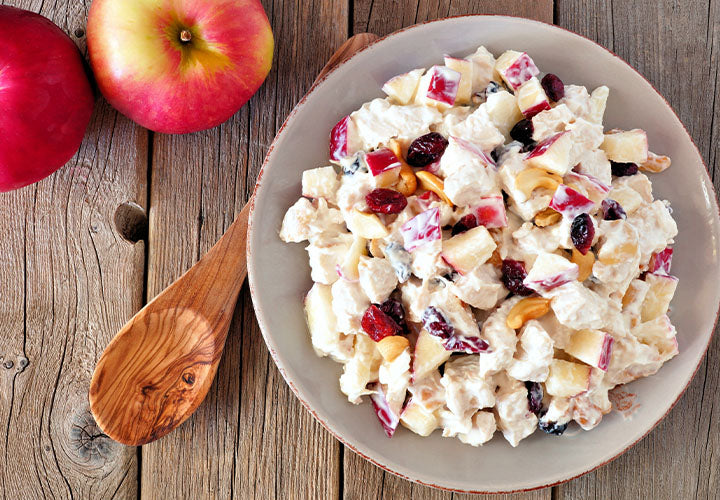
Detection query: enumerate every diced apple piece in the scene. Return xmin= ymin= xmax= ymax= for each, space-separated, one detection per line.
xmin=444 ymin=56 xmax=473 ymax=104
xmin=523 ymin=252 xmax=579 ymax=292
xmin=564 ymin=329 xmax=614 ymax=371
xmin=302 ymin=166 xmax=339 ymax=201
xmin=413 ymin=329 xmax=452 ymax=381
xmin=587 ymin=86 xmax=609 ymax=123
xmin=347 ymin=210 xmax=389 ymax=239
xmin=452 ymin=136 xmax=496 ymax=167
xmin=329 ymin=115 xmax=360 ymax=161
xmin=465 ymin=46 xmax=496 ymax=93
xmin=516 ymin=77 xmax=551 ymax=118
xmin=648 ymin=247 xmax=673 ymax=275
xmin=632 ymin=315 xmax=678 ymax=361
xmin=494 ymin=50 xmax=539 ymax=90
xmin=381 ymin=68 xmax=425 ymax=105
xmin=416 ymin=65 xmax=461 ymax=109
xmin=441 ymin=225 xmax=497 ymax=275
xmin=641 ymin=273 xmax=678 ymax=322
xmin=525 ymin=132 xmax=574 ymax=176
xmin=601 ymin=129 xmax=649 ymax=164
xmin=400 ymin=207 xmax=441 ymax=252
xmin=336 ymin=235 xmax=368 ymax=281
xmin=304 ymin=283 xmax=351 ymax=361
xmin=474 ymin=196 xmax=507 ymax=228
xmin=368 ymin=383 xmax=400 ymax=437
xmin=400 ymin=398 xmax=439 ymax=436
xmin=608 ymin=185 xmax=643 ymax=214
xmin=485 ymin=90 xmax=524 ymax=137
xmin=549 ymin=184 xmax=596 ymax=219
xmin=365 ymin=147 xmax=402 ymax=187
xmin=545 ymin=359 xmax=592 ymax=397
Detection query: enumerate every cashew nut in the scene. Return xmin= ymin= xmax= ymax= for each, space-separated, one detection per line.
xmin=571 ymin=248 xmax=595 ymax=282
xmin=415 ymin=171 xmax=453 ymax=205
xmin=639 ymin=151 xmax=671 ymax=173
xmin=515 ymin=168 xmax=563 ymax=198
xmin=376 ymin=335 xmax=409 ymax=362
xmin=388 ymin=139 xmax=417 ymax=196
xmin=534 ymin=207 xmax=562 ymax=227
xmin=506 ymin=297 xmax=552 ymax=329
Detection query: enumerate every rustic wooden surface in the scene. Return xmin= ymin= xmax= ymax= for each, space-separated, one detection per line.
xmin=0 ymin=0 xmax=717 ymax=498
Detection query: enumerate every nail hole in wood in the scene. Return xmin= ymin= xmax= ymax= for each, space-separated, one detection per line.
xmin=114 ymin=202 xmax=148 ymax=243
xmin=74 ymin=28 xmax=85 ymax=38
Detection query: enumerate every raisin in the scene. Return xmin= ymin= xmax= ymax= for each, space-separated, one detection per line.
xmin=539 ymin=420 xmax=568 ymax=436
xmin=611 ymin=161 xmax=639 ymax=177
xmin=451 ymin=214 xmax=478 ymax=236
xmin=421 ymin=306 xmax=454 ymax=339
xmin=525 ymin=381 xmax=544 ymax=416
xmin=570 ymin=213 xmax=594 ymax=255
xmin=501 ymin=259 xmax=534 ymax=296
xmin=510 ymin=119 xmax=535 ymax=146
xmin=361 ymin=305 xmax=401 ymax=342
xmin=541 ymin=73 xmax=565 ymax=101
xmin=601 ymin=199 xmax=627 ymax=220
xmin=365 ymin=188 xmax=407 ymax=214
xmin=406 ymin=132 xmax=449 ymax=167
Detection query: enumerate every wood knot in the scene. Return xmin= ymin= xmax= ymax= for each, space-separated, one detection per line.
xmin=69 ymin=410 xmax=119 ymax=463
xmin=114 ymin=202 xmax=148 ymax=243
xmin=182 ymin=372 xmax=195 ymax=385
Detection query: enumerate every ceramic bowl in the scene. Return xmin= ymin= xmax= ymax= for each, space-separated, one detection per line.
xmin=247 ymin=15 xmax=720 ymax=493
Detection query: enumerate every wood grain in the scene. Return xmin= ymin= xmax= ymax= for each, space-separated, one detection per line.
xmin=0 ymin=0 xmax=145 ymax=497
xmin=139 ymin=0 xmax=348 ymax=497
xmin=555 ymin=1 xmax=720 ymax=498
xmin=344 ymin=2 xmax=553 ymax=499
xmin=89 ymin=203 xmax=249 ymax=446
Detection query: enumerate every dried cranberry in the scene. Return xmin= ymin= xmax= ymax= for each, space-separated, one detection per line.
xmin=611 ymin=161 xmax=639 ymax=177
xmin=510 ymin=119 xmax=535 ymax=145
xmin=541 ymin=73 xmax=565 ymax=102
xmin=539 ymin=419 xmax=568 ymax=436
xmin=501 ymin=259 xmax=534 ymax=296
xmin=365 ymin=188 xmax=407 ymax=214
xmin=570 ymin=213 xmax=594 ymax=255
xmin=406 ymin=132 xmax=449 ymax=167
xmin=361 ymin=305 xmax=401 ymax=342
xmin=525 ymin=381 xmax=544 ymax=416
xmin=422 ymin=306 xmax=454 ymax=339
xmin=451 ymin=214 xmax=478 ymax=235
xmin=601 ymin=199 xmax=627 ymax=220
xmin=378 ymin=298 xmax=406 ymax=328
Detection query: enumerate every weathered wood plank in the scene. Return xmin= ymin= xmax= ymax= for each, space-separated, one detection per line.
xmin=0 ymin=1 xmax=145 ymax=497
xmin=139 ymin=0 xmax=348 ymax=498
xmin=554 ymin=1 xmax=720 ymax=498
xmin=344 ymin=2 xmax=553 ymax=499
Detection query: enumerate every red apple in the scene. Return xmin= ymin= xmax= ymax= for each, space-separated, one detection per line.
xmin=400 ymin=207 xmax=441 ymax=252
xmin=87 ymin=0 xmax=273 ymax=134
xmin=0 ymin=6 xmax=94 ymax=192
xmin=549 ymin=184 xmax=595 ymax=219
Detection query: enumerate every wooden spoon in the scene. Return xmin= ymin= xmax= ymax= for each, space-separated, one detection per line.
xmin=89 ymin=32 xmax=379 ymax=446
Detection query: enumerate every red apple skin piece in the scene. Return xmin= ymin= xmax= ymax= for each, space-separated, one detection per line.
xmin=501 ymin=53 xmax=539 ymax=89
xmin=549 ymin=184 xmax=595 ymax=219
xmin=426 ymin=66 xmax=460 ymax=105
xmin=368 ymin=383 xmax=400 ymax=437
xmin=648 ymin=248 xmax=673 ymax=275
xmin=526 ymin=132 xmax=567 ymax=159
xmin=521 ymin=100 xmax=551 ymax=118
xmin=365 ymin=148 xmax=402 ymax=175
xmin=400 ymin=207 xmax=441 ymax=252
xmin=0 ymin=6 xmax=94 ymax=192
xmin=87 ymin=0 xmax=273 ymax=134
xmin=330 ymin=116 xmax=351 ymax=161
xmin=474 ymin=196 xmax=507 ymax=228
xmin=597 ymin=335 xmax=614 ymax=372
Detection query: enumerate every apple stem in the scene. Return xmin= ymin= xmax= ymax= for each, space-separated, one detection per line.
xmin=180 ymin=30 xmax=192 ymax=43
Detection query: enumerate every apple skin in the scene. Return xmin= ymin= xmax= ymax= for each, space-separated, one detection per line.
xmin=0 ymin=6 xmax=94 ymax=192
xmin=87 ymin=0 xmax=273 ymax=134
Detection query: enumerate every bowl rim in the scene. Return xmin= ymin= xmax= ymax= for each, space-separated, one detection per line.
xmin=246 ymin=14 xmax=720 ymax=494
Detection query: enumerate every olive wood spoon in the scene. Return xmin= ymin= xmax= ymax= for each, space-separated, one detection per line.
xmin=89 ymin=32 xmax=379 ymax=446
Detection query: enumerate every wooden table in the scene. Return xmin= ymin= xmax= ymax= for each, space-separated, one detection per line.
xmin=1 ymin=0 xmax=718 ymax=498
